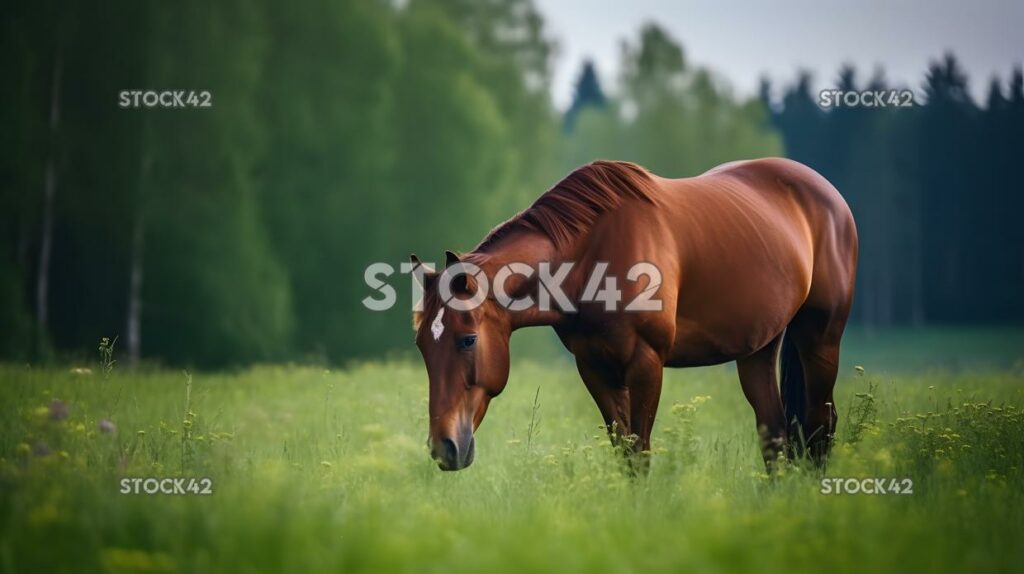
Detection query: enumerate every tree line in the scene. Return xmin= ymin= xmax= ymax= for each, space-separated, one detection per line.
xmin=759 ymin=56 xmax=1024 ymax=328
xmin=2 ymin=0 xmax=565 ymax=366
xmin=2 ymin=1 xmax=1015 ymax=367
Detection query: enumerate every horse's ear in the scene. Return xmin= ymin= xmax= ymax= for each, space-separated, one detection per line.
xmin=409 ymin=253 xmax=437 ymax=287
xmin=409 ymin=253 xmax=436 ymax=332
xmin=442 ymin=250 xmax=477 ymax=294
xmin=445 ymin=250 xmax=462 ymax=268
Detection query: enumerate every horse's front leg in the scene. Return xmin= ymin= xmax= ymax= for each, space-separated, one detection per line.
xmin=575 ymin=345 xmax=664 ymax=474
xmin=622 ymin=345 xmax=665 ymax=474
xmin=574 ymin=355 xmax=632 ymax=448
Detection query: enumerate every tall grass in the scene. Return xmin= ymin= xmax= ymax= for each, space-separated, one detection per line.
xmin=1 ymin=340 xmax=1022 ymax=573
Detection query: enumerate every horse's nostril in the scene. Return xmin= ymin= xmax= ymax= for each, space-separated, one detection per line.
xmin=441 ymin=438 xmax=458 ymax=460
xmin=432 ymin=438 xmax=459 ymax=470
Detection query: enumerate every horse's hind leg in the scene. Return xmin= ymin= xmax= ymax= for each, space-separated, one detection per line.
xmin=737 ymin=335 xmax=787 ymax=471
xmin=789 ymin=304 xmax=850 ymax=465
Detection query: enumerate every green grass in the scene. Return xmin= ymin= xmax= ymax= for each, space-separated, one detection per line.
xmin=1 ymin=330 xmax=1023 ymax=574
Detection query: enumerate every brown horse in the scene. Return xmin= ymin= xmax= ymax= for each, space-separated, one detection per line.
xmin=411 ymin=158 xmax=857 ymax=471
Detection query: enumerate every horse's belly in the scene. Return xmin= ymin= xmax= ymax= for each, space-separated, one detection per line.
xmin=664 ymin=273 xmax=806 ymax=367
xmin=664 ymin=318 xmax=783 ymax=367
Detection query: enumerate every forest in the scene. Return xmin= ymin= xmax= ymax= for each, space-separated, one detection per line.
xmin=2 ymin=0 xmax=1022 ymax=367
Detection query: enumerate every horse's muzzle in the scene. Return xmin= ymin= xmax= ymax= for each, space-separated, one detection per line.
xmin=431 ymin=430 xmax=475 ymax=471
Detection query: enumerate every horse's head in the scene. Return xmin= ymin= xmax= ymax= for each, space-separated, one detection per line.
xmin=411 ymin=251 xmax=511 ymax=471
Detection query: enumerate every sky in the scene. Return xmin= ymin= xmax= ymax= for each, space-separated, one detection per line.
xmin=535 ymin=0 xmax=1023 ymax=110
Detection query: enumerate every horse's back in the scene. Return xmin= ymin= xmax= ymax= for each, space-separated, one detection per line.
xmin=698 ymin=157 xmax=854 ymax=229
xmin=702 ymin=158 xmax=858 ymax=312
xmin=689 ymin=157 xmax=857 ymax=298
xmin=649 ymin=158 xmax=857 ymax=365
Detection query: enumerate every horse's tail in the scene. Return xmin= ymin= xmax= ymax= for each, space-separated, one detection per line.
xmin=779 ymin=328 xmax=806 ymax=446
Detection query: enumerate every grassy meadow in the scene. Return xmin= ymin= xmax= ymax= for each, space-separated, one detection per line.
xmin=1 ymin=329 xmax=1023 ymax=573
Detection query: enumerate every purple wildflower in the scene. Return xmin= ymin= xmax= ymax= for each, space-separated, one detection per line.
xmin=49 ymin=400 xmax=69 ymax=421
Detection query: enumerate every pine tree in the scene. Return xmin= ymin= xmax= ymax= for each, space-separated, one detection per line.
xmin=564 ymin=60 xmax=607 ymax=133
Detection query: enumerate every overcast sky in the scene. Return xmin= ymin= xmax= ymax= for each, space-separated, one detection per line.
xmin=535 ymin=0 xmax=1023 ymax=109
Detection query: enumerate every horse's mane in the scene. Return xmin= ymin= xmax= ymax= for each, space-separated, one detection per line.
xmin=414 ymin=161 xmax=657 ymax=332
xmin=475 ymin=160 xmax=658 ymax=251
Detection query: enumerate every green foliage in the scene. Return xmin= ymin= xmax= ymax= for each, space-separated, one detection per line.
xmin=257 ymin=0 xmax=400 ymax=361
xmin=1 ymin=338 xmax=1023 ymax=572
xmin=393 ymin=2 xmax=514 ymax=252
xmin=845 ymin=377 xmax=878 ymax=445
xmin=97 ymin=336 xmax=116 ymax=378
xmin=563 ymin=24 xmax=782 ymax=177
xmin=139 ymin=0 xmax=293 ymax=367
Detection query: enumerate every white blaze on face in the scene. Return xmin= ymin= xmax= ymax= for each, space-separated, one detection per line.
xmin=430 ymin=307 xmax=445 ymax=341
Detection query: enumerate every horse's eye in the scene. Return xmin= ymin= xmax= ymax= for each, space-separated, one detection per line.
xmin=458 ymin=335 xmax=477 ymax=350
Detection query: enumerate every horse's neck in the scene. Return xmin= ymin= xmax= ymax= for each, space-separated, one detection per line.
xmin=476 ymin=231 xmax=566 ymax=330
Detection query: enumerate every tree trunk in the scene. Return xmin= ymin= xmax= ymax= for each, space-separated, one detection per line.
xmin=35 ymin=49 xmax=63 ymax=349
xmin=126 ymin=208 xmax=145 ymax=367
xmin=126 ymin=151 xmax=150 ymax=367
